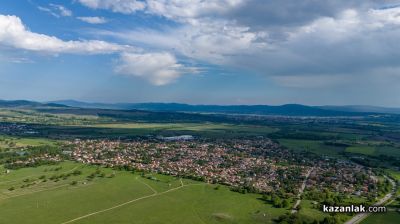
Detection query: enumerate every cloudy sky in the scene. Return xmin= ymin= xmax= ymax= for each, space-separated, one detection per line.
xmin=1 ymin=0 xmax=400 ymax=106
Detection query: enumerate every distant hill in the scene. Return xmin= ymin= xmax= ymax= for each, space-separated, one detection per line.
xmin=50 ymin=100 xmax=377 ymax=117
xmin=318 ymin=105 xmax=400 ymax=114
xmin=0 ymin=100 xmax=67 ymax=108
xmin=2 ymin=99 xmax=396 ymax=117
xmin=48 ymin=100 xmax=122 ymax=110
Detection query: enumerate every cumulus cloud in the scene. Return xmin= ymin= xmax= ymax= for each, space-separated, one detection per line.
xmin=78 ymin=0 xmax=145 ymax=14
xmin=0 ymin=14 xmax=197 ymax=85
xmin=116 ymin=52 xmax=195 ymax=85
xmin=261 ymin=7 xmax=400 ymax=77
xmin=226 ymin=0 xmax=384 ymax=30
xmin=81 ymin=0 xmax=400 ymax=88
xmin=13 ymin=0 xmax=400 ymax=89
xmin=38 ymin=4 xmax=72 ymax=18
xmin=97 ymin=17 xmax=266 ymax=64
xmin=77 ymin=16 xmax=108 ymax=24
xmin=0 ymin=14 xmax=125 ymax=54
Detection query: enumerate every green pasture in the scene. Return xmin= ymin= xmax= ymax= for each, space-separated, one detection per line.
xmin=345 ymin=146 xmax=376 ymax=155
xmin=0 ymin=162 xmax=288 ymax=224
xmin=0 ymin=109 xmax=112 ymax=125
xmin=361 ymin=211 xmax=400 ymax=224
xmin=298 ymin=200 xmax=327 ymax=221
xmin=0 ymin=135 xmax=57 ymax=150
xmin=278 ymin=139 xmax=345 ymax=156
xmin=345 ymin=145 xmax=400 ymax=158
xmin=83 ymin=122 xmax=278 ymax=138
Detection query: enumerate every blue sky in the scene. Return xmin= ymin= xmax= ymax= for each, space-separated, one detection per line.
xmin=1 ymin=0 xmax=400 ymax=106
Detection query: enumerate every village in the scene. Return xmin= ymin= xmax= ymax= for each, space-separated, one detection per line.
xmin=63 ymin=137 xmax=377 ymax=196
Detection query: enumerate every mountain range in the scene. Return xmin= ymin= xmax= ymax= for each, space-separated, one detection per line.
xmin=51 ymin=100 xmax=400 ymax=116
xmin=1 ymin=99 xmax=399 ymax=117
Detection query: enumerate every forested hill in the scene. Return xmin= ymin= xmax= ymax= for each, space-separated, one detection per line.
xmin=2 ymin=99 xmax=397 ymax=117
xmin=50 ymin=100 xmax=375 ymax=117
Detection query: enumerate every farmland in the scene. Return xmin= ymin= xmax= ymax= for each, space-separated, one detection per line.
xmin=0 ymin=107 xmax=400 ymax=224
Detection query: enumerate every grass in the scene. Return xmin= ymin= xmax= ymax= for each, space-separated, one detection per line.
xmin=0 ymin=109 xmax=112 ymax=125
xmin=0 ymin=135 xmax=57 ymax=150
xmin=387 ymin=170 xmax=400 ymax=181
xmin=375 ymin=146 xmax=400 ymax=158
xmin=361 ymin=211 xmax=400 ymax=224
xmin=345 ymin=145 xmax=400 ymax=158
xmin=298 ymin=200 xmax=327 ymax=221
xmin=0 ymin=162 xmax=78 ymax=185
xmin=71 ymin=122 xmax=279 ymax=138
xmin=345 ymin=146 xmax=376 ymax=156
xmin=298 ymin=200 xmax=353 ymax=223
xmin=76 ymin=184 xmax=287 ymax=224
xmin=278 ymin=139 xmax=345 ymax=156
xmin=0 ymin=162 xmax=287 ymax=224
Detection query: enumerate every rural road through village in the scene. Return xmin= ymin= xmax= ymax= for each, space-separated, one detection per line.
xmin=291 ymin=167 xmax=314 ymax=214
xmin=344 ymin=175 xmax=397 ymax=224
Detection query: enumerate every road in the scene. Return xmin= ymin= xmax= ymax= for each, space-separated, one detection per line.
xmin=344 ymin=175 xmax=397 ymax=224
xmin=291 ymin=167 xmax=313 ymax=214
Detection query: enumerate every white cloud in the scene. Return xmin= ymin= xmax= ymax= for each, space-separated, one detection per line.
xmin=78 ymin=0 xmax=145 ymax=14
xmin=37 ymin=4 xmax=72 ymax=18
xmin=116 ymin=52 xmax=195 ymax=85
xmin=77 ymin=0 xmax=264 ymax=64
xmin=0 ymin=14 xmax=197 ymax=86
xmin=77 ymin=16 xmax=108 ymax=24
xmin=51 ymin=4 xmax=73 ymax=17
xmin=290 ymin=7 xmax=400 ymax=43
xmin=145 ymin=0 xmax=244 ymax=21
xmin=13 ymin=1 xmax=400 ymax=89
xmin=100 ymin=18 xmax=266 ymax=64
xmin=84 ymin=2 xmax=400 ymax=89
xmin=77 ymin=0 xmax=244 ymax=19
xmin=0 ymin=14 xmax=125 ymax=54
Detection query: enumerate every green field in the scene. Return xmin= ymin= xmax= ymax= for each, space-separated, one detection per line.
xmin=0 ymin=162 xmax=288 ymax=224
xmin=298 ymin=200 xmax=327 ymax=221
xmin=278 ymin=139 xmax=345 ymax=156
xmin=345 ymin=145 xmax=400 ymax=158
xmin=0 ymin=136 xmax=58 ymax=152
xmin=375 ymin=146 xmax=400 ymax=158
xmin=346 ymin=146 xmax=376 ymax=155
xmin=0 ymin=109 xmax=112 ymax=125
xmin=54 ymin=122 xmax=279 ymax=138
xmin=361 ymin=211 xmax=400 ymax=224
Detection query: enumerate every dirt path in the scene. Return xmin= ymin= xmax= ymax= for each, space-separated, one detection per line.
xmin=291 ymin=167 xmax=313 ymax=214
xmin=60 ymin=178 xmax=202 ymax=224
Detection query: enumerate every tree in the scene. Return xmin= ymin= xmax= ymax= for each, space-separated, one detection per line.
xmin=273 ymin=196 xmax=282 ymax=208
xmin=282 ymin=199 xmax=290 ymax=208
xmin=322 ymin=216 xmax=339 ymax=224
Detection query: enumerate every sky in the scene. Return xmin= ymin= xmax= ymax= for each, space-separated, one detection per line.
xmin=0 ymin=0 xmax=400 ymax=106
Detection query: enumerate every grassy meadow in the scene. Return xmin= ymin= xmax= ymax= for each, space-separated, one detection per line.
xmin=278 ymin=139 xmax=345 ymax=156
xmin=0 ymin=135 xmax=57 ymax=149
xmin=0 ymin=162 xmax=289 ymax=224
